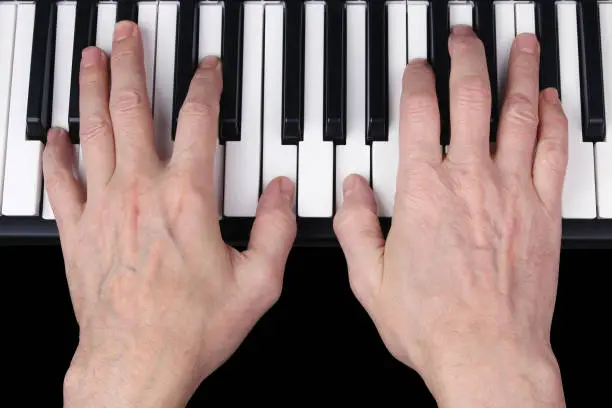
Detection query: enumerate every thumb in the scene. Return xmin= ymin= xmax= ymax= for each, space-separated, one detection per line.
xmin=333 ymin=175 xmax=385 ymax=305
xmin=238 ymin=177 xmax=297 ymax=300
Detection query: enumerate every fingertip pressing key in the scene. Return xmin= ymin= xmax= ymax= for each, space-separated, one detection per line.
xmin=278 ymin=176 xmax=295 ymax=202
xmin=541 ymin=88 xmax=560 ymax=105
xmin=113 ymin=20 xmax=137 ymax=42
xmin=200 ymin=55 xmax=220 ymax=69
xmin=451 ymin=24 xmax=474 ymax=36
xmin=46 ymin=127 xmax=68 ymax=144
xmin=407 ymin=57 xmax=429 ymax=66
xmin=81 ymin=47 xmax=102 ymax=68
xmin=515 ymin=32 xmax=540 ymax=55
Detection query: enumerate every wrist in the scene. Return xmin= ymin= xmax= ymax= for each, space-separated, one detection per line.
xmin=419 ymin=340 xmax=565 ymax=408
xmin=63 ymin=345 xmax=198 ymax=408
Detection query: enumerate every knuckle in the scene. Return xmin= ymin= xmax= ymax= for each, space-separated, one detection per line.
xmin=403 ymin=90 xmax=438 ymax=122
xmin=549 ymin=104 xmax=569 ymax=133
xmin=180 ymin=99 xmax=219 ymax=121
xmin=245 ymin=262 xmax=284 ymax=307
xmin=258 ymin=207 xmax=297 ymax=236
xmin=80 ymin=67 xmax=103 ymax=88
xmin=111 ymin=48 xmax=137 ymax=65
xmin=348 ymin=272 xmax=372 ymax=306
xmin=110 ymin=89 xmax=144 ymax=113
xmin=502 ymin=171 xmax=525 ymax=196
xmin=513 ymin=53 xmax=538 ymax=75
xmin=258 ymin=273 xmax=283 ymax=305
xmin=43 ymin=155 xmax=71 ymax=191
xmin=80 ymin=113 xmax=112 ymax=144
xmin=42 ymin=141 xmax=62 ymax=169
xmin=539 ymin=140 xmax=568 ymax=172
xmin=504 ymin=93 xmax=539 ymax=129
xmin=333 ymin=206 xmax=376 ymax=235
xmin=163 ymin=174 xmax=211 ymax=216
xmin=455 ymin=75 xmax=491 ymax=108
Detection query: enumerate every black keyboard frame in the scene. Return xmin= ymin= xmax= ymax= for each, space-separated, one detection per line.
xmin=1 ymin=217 xmax=610 ymax=249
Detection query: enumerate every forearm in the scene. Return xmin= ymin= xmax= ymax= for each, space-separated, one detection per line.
xmin=420 ymin=342 xmax=565 ymax=408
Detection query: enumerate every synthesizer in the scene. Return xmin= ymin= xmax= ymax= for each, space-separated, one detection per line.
xmin=0 ymin=0 xmax=610 ymax=247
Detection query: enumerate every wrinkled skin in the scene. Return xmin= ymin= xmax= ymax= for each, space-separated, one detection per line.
xmin=44 ymin=22 xmax=296 ymax=407
xmin=333 ymin=27 xmax=567 ymax=407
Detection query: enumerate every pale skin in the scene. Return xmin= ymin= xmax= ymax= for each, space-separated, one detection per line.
xmin=43 ymin=21 xmax=567 ymax=408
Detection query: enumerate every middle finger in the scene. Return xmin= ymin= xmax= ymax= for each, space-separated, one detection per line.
xmin=447 ymin=26 xmax=492 ymax=163
xmin=109 ymin=21 xmax=158 ymax=170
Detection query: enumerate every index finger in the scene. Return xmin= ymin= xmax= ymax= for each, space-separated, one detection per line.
xmin=446 ymin=26 xmax=492 ymax=163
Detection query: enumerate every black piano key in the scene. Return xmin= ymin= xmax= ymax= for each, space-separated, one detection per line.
xmin=26 ymin=0 xmax=57 ymax=142
xmin=429 ymin=0 xmax=450 ymax=146
xmin=116 ymin=0 xmax=138 ymax=23
xmin=282 ymin=0 xmax=305 ymax=145
xmin=473 ymin=0 xmax=497 ymax=142
xmin=172 ymin=0 xmax=199 ymax=140
xmin=68 ymin=1 xmax=98 ymax=144
xmin=536 ymin=1 xmax=561 ymax=95
xmin=366 ymin=0 xmax=388 ymax=144
xmin=220 ymin=0 xmax=243 ymax=143
xmin=324 ymin=0 xmax=346 ymax=144
xmin=577 ymin=0 xmax=606 ymax=142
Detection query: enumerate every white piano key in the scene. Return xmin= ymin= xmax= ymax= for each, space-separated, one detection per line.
xmin=153 ymin=1 xmax=178 ymax=161
xmin=224 ymin=2 xmax=264 ymax=217
xmin=449 ymin=2 xmax=473 ymax=27
xmin=596 ymin=2 xmax=612 ymax=218
xmin=557 ymin=2 xmax=597 ymax=219
xmin=298 ymin=2 xmax=333 ymax=217
xmin=336 ymin=3 xmax=368 ymax=209
xmin=373 ymin=1 xmax=406 ymax=217
xmin=138 ymin=2 xmax=158 ymax=107
xmin=0 ymin=3 xmax=17 ymax=211
xmin=494 ymin=2 xmax=515 ymax=105
xmin=263 ymin=4 xmax=297 ymax=209
xmin=43 ymin=1 xmax=77 ymax=220
xmin=96 ymin=2 xmax=117 ymax=54
xmin=597 ymin=143 xmax=612 ymax=219
xmin=407 ymin=2 xmax=428 ymax=61
xmin=199 ymin=2 xmax=224 ymax=219
xmin=2 ymin=4 xmax=43 ymax=216
xmin=515 ymin=2 xmax=536 ymax=35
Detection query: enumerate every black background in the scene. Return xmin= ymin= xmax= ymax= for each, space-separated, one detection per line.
xmin=3 ymin=246 xmax=609 ymax=406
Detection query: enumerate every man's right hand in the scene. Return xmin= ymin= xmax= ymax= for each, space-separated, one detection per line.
xmin=334 ymin=27 xmax=567 ymax=407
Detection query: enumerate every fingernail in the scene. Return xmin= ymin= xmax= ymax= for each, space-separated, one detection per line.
xmin=343 ymin=175 xmax=360 ymax=197
xmin=543 ymin=88 xmax=560 ymax=105
xmin=47 ymin=127 xmax=66 ymax=142
xmin=515 ymin=33 xmax=539 ymax=54
xmin=451 ymin=25 xmax=473 ymax=36
xmin=114 ymin=21 xmax=136 ymax=42
xmin=81 ymin=47 xmax=101 ymax=68
xmin=408 ymin=58 xmax=428 ymax=66
xmin=200 ymin=55 xmax=219 ymax=69
xmin=279 ymin=177 xmax=294 ymax=201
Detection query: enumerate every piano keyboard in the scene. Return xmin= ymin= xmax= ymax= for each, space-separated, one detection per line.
xmin=0 ymin=0 xmax=610 ymax=247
